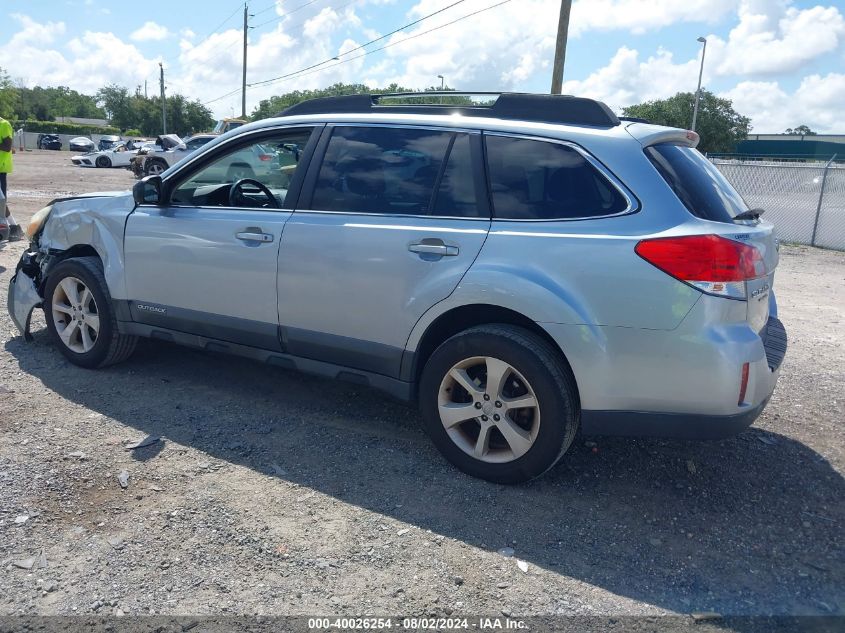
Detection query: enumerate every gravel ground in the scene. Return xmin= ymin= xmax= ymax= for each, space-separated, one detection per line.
xmin=0 ymin=151 xmax=843 ymax=619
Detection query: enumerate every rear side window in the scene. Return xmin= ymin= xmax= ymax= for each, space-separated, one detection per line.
xmin=311 ymin=126 xmax=459 ymax=216
xmin=485 ymin=135 xmax=628 ymax=220
xmin=645 ymin=144 xmax=747 ymax=223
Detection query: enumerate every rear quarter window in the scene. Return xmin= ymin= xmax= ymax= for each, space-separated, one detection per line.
xmin=485 ymin=135 xmax=629 ymax=220
xmin=645 ymin=144 xmax=748 ymax=223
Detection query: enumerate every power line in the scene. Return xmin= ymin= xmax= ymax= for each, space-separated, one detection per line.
xmin=195 ymin=2 xmax=244 ymax=49
xmin=198 ymin=0 xmax=362 ymax=105
xmin=253 ymin=0 xmax=324 ymax=28
xmin=249 ymin=0 xmax=470 ymax=88
xmin=203 ymin=0 xmax=512 ymax=106
xmin=252 ymin=0 xmax=511 ymax=89
xmin=194 ymin=0 xmax=347 ymax=73
xmin=252 ymin=0 xmax=357 ymax=35
xmin=175 ymin=2 xmax=248 ymax=77
xmin=250 ymin=0 xmax=284 ymax=17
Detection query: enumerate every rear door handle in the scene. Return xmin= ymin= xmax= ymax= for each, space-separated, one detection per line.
xmin=236 ymin=231 xmax=274 ymax=243
xmin=408 ymin=241 xmax=459 ymax=256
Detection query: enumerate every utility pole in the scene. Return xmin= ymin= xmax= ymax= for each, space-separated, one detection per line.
xmin=159 ymin=62 xmax=167 ymax=135
xmin=144 ymin=80 xmax=148 ymax=99
xmin=550 ymin=0 xmax=572 ymax=94
xmin=242 ymin=2 xmax=249 ymax=119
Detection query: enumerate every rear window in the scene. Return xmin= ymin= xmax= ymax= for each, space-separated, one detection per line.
xmin=485 ymin=135 xmax=629 ymax=220
xmin=645 ymin=144 xmax=748 ymax=223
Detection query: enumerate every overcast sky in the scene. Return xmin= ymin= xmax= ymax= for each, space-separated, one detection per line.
xmin=3 ymin=0 xmax=844 ymax=132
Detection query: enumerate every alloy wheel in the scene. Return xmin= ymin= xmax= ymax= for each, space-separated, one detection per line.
xmin=437 ymin=356 xmax=541 ymax=463
xmin=51 ymin=276 xmax=100 ymax=354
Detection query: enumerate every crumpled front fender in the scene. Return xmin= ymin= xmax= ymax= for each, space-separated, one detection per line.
xmin=7 ymin=270 xmax=41 ymax=341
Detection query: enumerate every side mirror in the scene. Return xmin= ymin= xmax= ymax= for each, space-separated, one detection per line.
xmin=133 ymin=176 xmax=162 ymax=205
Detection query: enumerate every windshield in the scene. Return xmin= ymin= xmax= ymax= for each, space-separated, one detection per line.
xmin=645 ymin=144 xmax=748 ymax=223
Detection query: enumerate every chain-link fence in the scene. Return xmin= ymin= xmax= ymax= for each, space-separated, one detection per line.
xmin=710 ymin=157 xmax=844 ymax=251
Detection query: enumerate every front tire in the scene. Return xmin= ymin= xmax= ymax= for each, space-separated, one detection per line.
xmin=95 ymin=156 xmax=111 ymax=168
xmin=145 ymin=159 xmax=167 ymax=176
xmin=419 ymin=324 xmax=579 ymax=484
xmin=44 ymin=257 xmax=137 ymax=369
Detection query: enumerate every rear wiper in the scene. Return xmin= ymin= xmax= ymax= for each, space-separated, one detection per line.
xmin=734 ymin=208 xmax=765 ymax=221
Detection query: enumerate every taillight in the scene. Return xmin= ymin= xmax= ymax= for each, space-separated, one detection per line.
xmin=258 ymin=154 xmax=274 ymax=161
xmin=635 ymin=234 xmax=765 ymax=299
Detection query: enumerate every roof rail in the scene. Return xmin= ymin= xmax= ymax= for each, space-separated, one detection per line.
xmin=278 ymin=92 xmax=621 ymax=128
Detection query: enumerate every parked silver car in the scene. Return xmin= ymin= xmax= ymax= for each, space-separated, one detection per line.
xmin=7 ymin=93 xmax=786 ymax=483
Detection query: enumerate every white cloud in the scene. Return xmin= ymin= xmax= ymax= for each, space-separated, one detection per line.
xmin=5 ymin=0 xmax=845 ymax=134
xmin=705 ymin=0 xmax=845 ymax=76
xmin=174 ymin=4 xmax=372 ymax=114
xmin=551 ymin=1 xmax=845 ymax=131
xmin=721 ymin=73 xmax=845 ymax=132
xmin=371 ymin=0 xmax=734 ymax=93
xmin=568 ymin=0 xmax=738 ymax=36
xmin=403 ymin=0 xmax=737 ymax=38
xmin=7 ymin=15 xmax=159 ymax=94
xmin=130 ymin=21 xmax=170 ymax=42
xmin=10 ymin=13 xmax=65 ymax=47
xmin=559 ymin=47 xmax=699 ymax=111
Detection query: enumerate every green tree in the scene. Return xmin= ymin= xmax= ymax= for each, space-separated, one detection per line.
xmin=622 ymin=90 xmax=751 ymax=154
xmin=248 ymin=82 xmax=448 ymax=121
xmin=96 ymin=84 xmax=134 ymax=129
xmin=784 ymin=125 xmax=816 ymax=136
xmin=0 ymin=67 xmax=18 ymax=119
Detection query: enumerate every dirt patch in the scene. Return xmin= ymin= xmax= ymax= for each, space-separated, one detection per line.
xmin=0 ymin=151 xmax=843 ymax=618
xmin=4 ymin=149 xmax=136 ymax=227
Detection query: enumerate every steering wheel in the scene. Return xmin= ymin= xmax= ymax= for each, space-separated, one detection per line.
xmin=228 ymin=178 xmax=280 ymax=209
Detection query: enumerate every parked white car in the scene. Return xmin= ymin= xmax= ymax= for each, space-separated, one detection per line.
xmin=71 ymin=142 xmax=152 ymax=169
xmin=131 ymin=134 xmax=217 ymax=178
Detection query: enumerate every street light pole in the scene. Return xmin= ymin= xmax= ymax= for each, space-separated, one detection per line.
xmin=691 ymin=36 xmax=707 ymax=132
xmin=438 ymin=75 xmax=444 ymax=90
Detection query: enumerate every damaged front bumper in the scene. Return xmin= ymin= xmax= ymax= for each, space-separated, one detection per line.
xmin=7 ymin=253 xmax=42 ymax=341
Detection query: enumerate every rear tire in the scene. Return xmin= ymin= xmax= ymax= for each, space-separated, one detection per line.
xmin=419 ymin=324 xmax=579 ymax=484
xmin=44 ymin=257 xmax=137 ymax=369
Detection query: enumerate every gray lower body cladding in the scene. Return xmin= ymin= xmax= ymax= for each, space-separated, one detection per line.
xmin=581 ymin=397 xmax=771 ymax=439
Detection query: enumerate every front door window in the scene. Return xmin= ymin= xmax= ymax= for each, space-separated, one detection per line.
xmin=171 ymin=129 xmax=313 ymax=209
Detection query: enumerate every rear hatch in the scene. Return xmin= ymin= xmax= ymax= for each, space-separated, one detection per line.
xmin=631 ymin=130 xmax=779 ymax=335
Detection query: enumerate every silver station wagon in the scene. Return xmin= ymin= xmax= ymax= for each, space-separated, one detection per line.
xmin=8 ymin=92 xmax=787 ymax=483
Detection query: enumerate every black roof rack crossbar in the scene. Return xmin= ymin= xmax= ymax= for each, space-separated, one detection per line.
xmin=278 ymin=92 xmax=621 ymax=128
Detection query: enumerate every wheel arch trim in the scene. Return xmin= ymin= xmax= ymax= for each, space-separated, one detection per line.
xmin=401 ymin=300 xmax=597 ymax=405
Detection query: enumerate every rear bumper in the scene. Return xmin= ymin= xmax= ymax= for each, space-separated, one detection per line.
xmin=542 ymin=303 xmax=787 ymax=437
xmin=581 ymin=396 xmax=771 ymax=439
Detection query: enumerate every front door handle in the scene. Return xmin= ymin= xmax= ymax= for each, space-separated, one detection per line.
xmin=236 ymin=231 xmax=274 ymax=243
xmin=408 ymin=241 xmax=459 ymax=257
